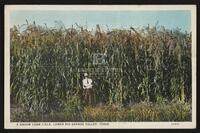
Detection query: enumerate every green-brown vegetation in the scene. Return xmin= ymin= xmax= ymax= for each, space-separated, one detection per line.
xmin=10 ymin=21 xmax=192 ymax=121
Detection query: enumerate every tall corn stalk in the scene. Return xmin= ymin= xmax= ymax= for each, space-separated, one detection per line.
xmin=10 ymin=22 xmax=192 ymax=113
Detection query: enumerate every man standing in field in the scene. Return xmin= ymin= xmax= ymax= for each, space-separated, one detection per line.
xmin=82 ymin=73 xmax=93 ymax=105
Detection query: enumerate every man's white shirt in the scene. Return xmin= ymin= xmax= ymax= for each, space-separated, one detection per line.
xmin=82 ymin=78 xmax=93 ymax=89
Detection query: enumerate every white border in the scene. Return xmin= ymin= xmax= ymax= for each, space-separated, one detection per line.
xmin=4 ymin=5 xmax=197 ymax=129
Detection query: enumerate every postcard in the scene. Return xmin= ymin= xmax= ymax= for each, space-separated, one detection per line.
xmin=4 ymin=5 xmax=196 ymax=129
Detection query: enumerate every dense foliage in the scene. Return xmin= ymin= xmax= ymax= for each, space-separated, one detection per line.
xmin=10 ymin=22 xmax=192 ymax=120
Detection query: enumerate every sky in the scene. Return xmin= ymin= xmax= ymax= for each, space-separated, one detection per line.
xmin=10 ymin=10 xmax=191 ymax=32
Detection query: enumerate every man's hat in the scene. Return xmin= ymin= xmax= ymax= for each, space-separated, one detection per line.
xmin=84 ymin=73 xmax=88 ymax=77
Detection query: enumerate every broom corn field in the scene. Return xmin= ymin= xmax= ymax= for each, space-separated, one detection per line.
xmin=10 ymin=21 xmax=192 ymax=122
